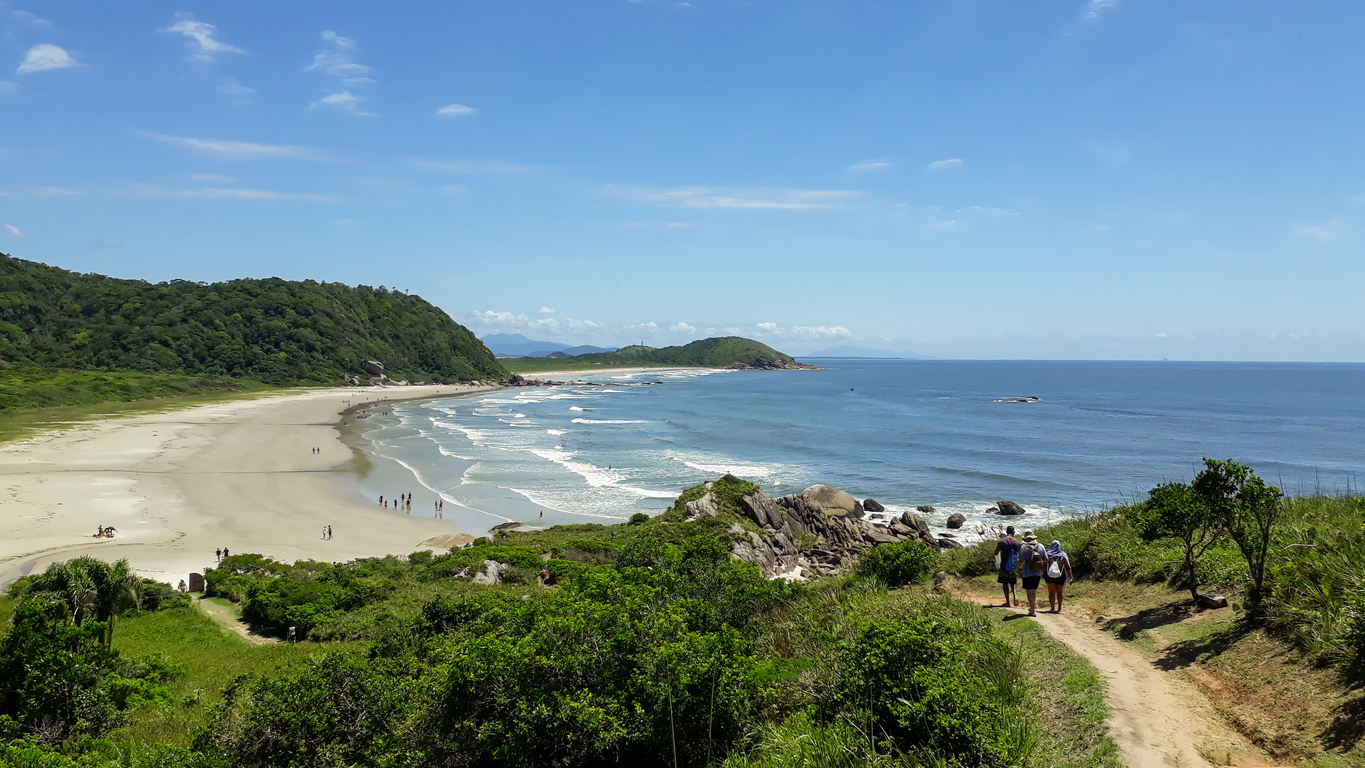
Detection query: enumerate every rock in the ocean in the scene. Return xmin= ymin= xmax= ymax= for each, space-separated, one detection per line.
xmin=996 ymin=500 xmax=1026 ymax=515
xmin=916 ymin=505 xmax=935 ymax=514
xmin=863 ymin=498 xmax=885 ymax=513
xmin=802 ymin=484 xmax=863 ymax=518
xmin=946 ymin=513 xmax=966 ymax=529
xmin=899 ymin=511 xmax=931 ymax=537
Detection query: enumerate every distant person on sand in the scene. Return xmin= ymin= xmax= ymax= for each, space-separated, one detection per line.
xmin=216 ymin=548 xmax=222 ymax=562
xmin=1015 ymin=529 xmax=1048 ymax=617
xmin=328 ymin=525 xmax=333 ymax=540
xmin=223 ymin=547 xmax=230 ymax=558
xmin=994 ymin=527 xmax=1021 ymax=607
xmin=1044 ymin=539 xmax=1074 ymax=613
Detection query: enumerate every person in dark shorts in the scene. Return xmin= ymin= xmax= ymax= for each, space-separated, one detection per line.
xmin=993 ymin=526 xmax=1021 ymax=607
xmin=1044 ymin=539 xmax=1074 ymax=613
xmin=1016 ymin=529 xmax=1048 ymax=617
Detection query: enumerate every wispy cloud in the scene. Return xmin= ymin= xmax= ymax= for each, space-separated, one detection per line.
xmin=1292 ymin=218 xmax=1347 ymax=241
xmin=1085 ymin=0 xmax=1118 ymax=18
xmin=926 ymin=158 xmax=963 ymax=170
xmin=149 ymin=133 xmax=318 ymax=159
xmin=670 ymin=322 xmax=697 ymax=334
xmin=463 ymin=310 xmax=607 ymax=336
xmin=306 ymin=31 xmax=373 ymax=81
xmin=16 ymin=44 xmax=78 ymax=74
xmin=218 ymin=79 xmax=254 ymax=96
xmin=847 ymin=159 xmax=891 ymax=172
xmin=538 ymin=307 xmax=557 ymax=315
xmin=162 ymin=14 xmax=245 ymax=60
xmin=405 ymin=158 xmax=546 ymax=174
xmin=623 ymin=186 xmax=860 ymax=210
xmin=752 ymin=322 xmax=852 ymax=339
xmin=437 ymin=103 xmax=476 ymax=117
xmin=309 ymin=90 xmax=371 ymax=115
xmin=12 ymin=10 xmax=52 ymax=26
xmin=122 ymin=184 xmax=340 ymax=202
xmin=928 ymin=220 xmax=956 ymax=232
xmin=4 ymin=224 xmax=21 ymax=237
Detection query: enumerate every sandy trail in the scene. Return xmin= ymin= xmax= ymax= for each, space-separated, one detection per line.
xmin=0 ymin=384 xmax=498 ymax=589
xmin=195 ymin=596 xmax=277 ymax=645
xmin=966 ymin=594 xmax=1290 ymax=768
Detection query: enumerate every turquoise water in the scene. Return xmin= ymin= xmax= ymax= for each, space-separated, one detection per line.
xmin=356 ymin=360 xmax=1365 ymax=539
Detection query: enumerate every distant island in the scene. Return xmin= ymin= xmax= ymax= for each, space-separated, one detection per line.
xmin=501 ymin=336 xmax=817 ymax=373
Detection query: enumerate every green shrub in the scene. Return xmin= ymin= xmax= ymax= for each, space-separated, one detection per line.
xmin=629 ymin=512 xmax=649 ymax=525
xmin=854 ymin=540 xmax=938 ymax=587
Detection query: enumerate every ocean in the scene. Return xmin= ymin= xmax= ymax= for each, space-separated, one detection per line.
xmin=352 ymin=360 xmax=1365 ymax=541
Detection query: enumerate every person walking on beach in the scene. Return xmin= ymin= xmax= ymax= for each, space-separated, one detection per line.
xmin=1044 ymin=539 xmax=1074 ymax=613
xmin=994 ymin=527 xmax=1021 ymax=607
xmin=223 ymin=547 xmax=230 ymax=558
xmin=1015 ymin=529 xmax=1049 ymax=617
xmin=328 ymin=525 xmax=333 ymax=540
xmin=216 ymin=548 xmax=222 ymax=562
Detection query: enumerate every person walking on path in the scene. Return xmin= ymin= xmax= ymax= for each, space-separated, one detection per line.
xmin=993 ymin=527 xmax=1021 ymax=607
xmin=215 ymin=548 xmax=222 ymax=562
xmin=1044 ymin=539 xmax=1074 ymax=613
xmin=1015 ymin=529 xmax=1049 ymax=617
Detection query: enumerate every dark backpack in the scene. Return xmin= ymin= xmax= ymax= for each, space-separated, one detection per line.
xmin=1027 ymin=544 xmax=1046 ymax=571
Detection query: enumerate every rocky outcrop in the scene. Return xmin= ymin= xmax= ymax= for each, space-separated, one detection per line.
xmin=360 ymin=360 xmax=385 ymax=376
xmin=916 ymin=505 xmax=935 ymax=514
xmin=802 ymin=484 xmax=863 ymax=518
xmin=685 ymin=492 xmax=719 ymax=519
xmin=729 ymin=484 xmax=951 ymax=580
xmin=472 ymin=560 xmax=506 ymax=585
xmin=946 ymin=513 xmax=966 ymax=529
xmin=863 ymin=498 xmax=884 ymax=512
xmin=725 ymin=360 xmax=821 ymax=370
xmin=996 ymin=500 xmax=1026 ymax=516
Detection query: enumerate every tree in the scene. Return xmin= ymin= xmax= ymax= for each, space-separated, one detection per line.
xmin=1193 ymin=458 xmax=1284 ymax=614
xmin=27 ymin=558 xmax=142 ymax=644
xmin=1134 ymin=481 xmax=1221 ymax=601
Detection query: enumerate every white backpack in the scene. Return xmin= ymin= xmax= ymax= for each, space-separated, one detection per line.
xmin=1046 ymin=556 xmax=1063 ymax=579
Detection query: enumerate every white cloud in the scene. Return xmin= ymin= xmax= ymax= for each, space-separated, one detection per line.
xmin=670 ymin=322 xmax=697 ymax=334
xmin=12 ymin=10 xmax=52 ymax=26
xmin=928 ymin=220 xmax=957 ymax=231
xmin=538 ymin=307 xmax=557 ymax=315
xmin=750 ymin=321 xmax=851 ymax=339
xmin=163 ymin=15 xmax=245 ymax=60
xmin=926 ymin=158 xmax=963 ymax=170
xmin=4 ymin=224 xmax=21 ymax=236
xmin=756 ymin=322 xmax=779 ymax=332
xmin=16 ymin=44 xmax=77 ymax=74
xmin=1155 ymin=332 xmax=1167 ymax=338
xmin=624 ymin=186 xmax=860 ymax=210
xmin=219 ymin=79 xmax=254 ymax=95
xmin=309 ymin=90 xmax=371 ymax=116
xmin=1085 ymin=0 xmax=1118 ymax=18
xmin=405 ymin=158 xmax=545 ymax=174
xmin=437 ymin=103 xmax=476 ymax=117
xmin=847 ymin=159 xmax=891 ymax=172
xmin=464 ymin=310 xmax=606 ymax=336
xmin=149 ymin=134 xmax=317 ymax=158
xmin=1292 ymin=218 xmax=1347 ymax=241
xmin=306 ymin=31 xmax=373 ymax=78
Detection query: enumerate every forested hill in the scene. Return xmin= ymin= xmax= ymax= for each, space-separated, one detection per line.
xmin=575 ymin=336 xmax=809 ymax=368
xmin=0 ymin=254 xmax=505 ymax=385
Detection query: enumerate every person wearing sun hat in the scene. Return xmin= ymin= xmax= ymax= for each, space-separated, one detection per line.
xmin=1014 ymin=528 xmax=1049 ymax=617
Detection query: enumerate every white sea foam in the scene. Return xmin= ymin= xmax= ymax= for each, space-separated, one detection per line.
xmin=679 ymin=458 xmax=780 ymax=481
xmin=569 ymin=406 xmax=592 ymax=411
xmin=547 ymin=429 xmax=566 ymax=436
xmin=571 ymin=418 xmax=647 ymax=424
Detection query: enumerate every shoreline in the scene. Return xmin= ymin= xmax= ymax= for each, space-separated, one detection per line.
xmin=0 ymin=383 xmax=501 ymax=589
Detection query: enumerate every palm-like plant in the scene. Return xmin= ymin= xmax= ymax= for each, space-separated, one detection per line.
xmin=28 ymin=557 xmax=142 ymax=644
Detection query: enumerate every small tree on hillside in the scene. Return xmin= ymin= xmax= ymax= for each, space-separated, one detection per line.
xmin=1134 ymin=481 xmax=1222 ymax=602
xmin=1193 ymin=458 xmax=1284 ymax=615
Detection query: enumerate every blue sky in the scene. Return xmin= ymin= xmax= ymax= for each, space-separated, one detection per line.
xmin=2 ymin=1 xmax=1362 ymax=360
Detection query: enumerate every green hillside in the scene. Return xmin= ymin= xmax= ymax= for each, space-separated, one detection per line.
xmin=504 ymin=336 xmax=804 ymax=373
xmin=0 ymin=254 xmax=504 ymax=385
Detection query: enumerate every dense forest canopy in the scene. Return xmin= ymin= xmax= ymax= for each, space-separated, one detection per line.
xmin=0 ymin=254 xmax=504 ymax=385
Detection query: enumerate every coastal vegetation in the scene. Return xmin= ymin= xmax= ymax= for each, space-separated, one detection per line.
xmin=502 ymin=336 xmax=806 ymax=373
xmin=0 ymin=254 xmax=504 ymax=386
xmin=4 ymin=460 xmax=1362 ymax=766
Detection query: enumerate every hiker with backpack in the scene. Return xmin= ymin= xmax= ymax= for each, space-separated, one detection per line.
xmin=993 ymin=526 xmax=1022 ymax=607
xmin=1015 ymin=529 xmax=1049 ymax=617
xmin=1044 ymin=539 xmax=1074 ymax=613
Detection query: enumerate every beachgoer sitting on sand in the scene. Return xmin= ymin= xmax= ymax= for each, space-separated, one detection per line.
xmin=105 ymin=526 xmax=117 ymax=537
xmin=95 ymin=526 xmax=104 ymax=538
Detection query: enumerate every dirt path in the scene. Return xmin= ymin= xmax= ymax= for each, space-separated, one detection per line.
xmin=195 ymin=596 xmax=278 ymax=645
xmin=962 ymin=593 xmax=1288 ymax=768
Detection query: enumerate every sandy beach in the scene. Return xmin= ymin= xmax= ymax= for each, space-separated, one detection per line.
xmin=0 ymin=384 xmax=498 ymax=589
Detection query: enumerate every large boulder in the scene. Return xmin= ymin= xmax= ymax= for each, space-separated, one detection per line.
xmin=684 ymin=493 xmax=719 ymax=518
xmin=996 ymin=500 xmax=1026 ymax=516
xmin=472 ymin=560 xmax=505 ymax=585
xmin=360 ymin=360 xmax=385 ymax=376
xmin=802 ymin=484 xmax=863 ymax=518
xmin=898 ymin=511 xmax=931 ymax=537
xmin=916 ymin=505 xmax=935 ymax=514
xmin=740 ymin=491 xmax=782 ymax=528
xmin=863 ymin=498 xmax=885 ymax=513
xmin=946 ymin=513 xmax=966 ymax=529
